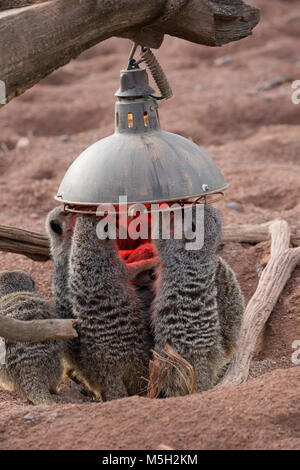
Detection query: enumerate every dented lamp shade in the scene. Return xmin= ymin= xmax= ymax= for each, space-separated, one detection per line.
xmin=55 ymin=67 xmax=228 ymax=207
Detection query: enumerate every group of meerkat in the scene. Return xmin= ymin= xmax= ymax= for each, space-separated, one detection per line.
xmin=0 ymin=204 xmax=244 ymax=404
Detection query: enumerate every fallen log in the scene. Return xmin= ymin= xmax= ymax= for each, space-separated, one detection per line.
xmin=0 ymin=0 xmax=259 ymax=106
xmin=0 ymin=225 xmax=50 ymax=262
xmin=0 ymin=221 xmax=299 ymax=263
xmin=0 ymin=1 xmax=47 ymax=10
xmin=217 ymin=219 xmax=300 ymax=388
xmin=0 ymin=314 xmax=78 ymax=342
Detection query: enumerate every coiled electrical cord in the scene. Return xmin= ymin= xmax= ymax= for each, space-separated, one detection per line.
xmin=128 ymin=43 xmax=173 ymax=100
xmin=139 ymin=47 xmax=173 ymax=100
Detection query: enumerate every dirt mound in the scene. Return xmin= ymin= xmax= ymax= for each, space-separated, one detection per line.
xmin=0 ymin=0 xmax=299 ymax=450
xmin=0 ymin=367 xmax=299 ymax=450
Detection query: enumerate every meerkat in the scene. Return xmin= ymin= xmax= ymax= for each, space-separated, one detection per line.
xmin=46 ymin=206 xmax=83 ymax=386
xmin=46 ymin=207 xmax=156 ymax=319
xmin=215 ymin=256 xmax=244 ymax=369
xmin=46 ymin=206 xmax=76 ymax=320
xmin=0 ymin=270 xmax=63 ymax=405
xmin=46 ymin=207 xmax=157 ymax=395
xmin=151 ymin=204 xmax=244 ymax=396
xmin=67 ymin=215 xmax=152 ymax=401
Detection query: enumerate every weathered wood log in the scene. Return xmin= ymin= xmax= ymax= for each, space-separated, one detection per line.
xmin=1 ymin=221 xmax=300 ymax=263
xmin=217 ymin=220 xmax=300 ymax=388
xmin=0 ymin=225 xmax=50 ymax=262
xmin=0 ymin=0 xmax=259 ymax=106
xmin=0 ymin=1 xmax=47 ymax=10
xmin=0 ymin=314 xmax=78 ymax=342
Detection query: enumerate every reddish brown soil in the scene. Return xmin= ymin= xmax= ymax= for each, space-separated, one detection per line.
xmin=0 ymin=0 xmax=300 ymax=450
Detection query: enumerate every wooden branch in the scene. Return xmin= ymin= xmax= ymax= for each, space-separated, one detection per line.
xmin=0 ymin=314 xmax=78 ymax=342
xmin=269 ymin=220 xmax=290 ymax=257
xmin=1 ymin=221 xmax=300 ymax=264
xmin=217 ymin=220 xmax=300 ymax=388
xmin=0 ymin=225 xmax=50 ymax=262
xmin=0 ymin=1 xmax=47 ymax=10
xmin=0 ymin=0 xmax=259 ymax=106
xmin=223 ymin=221 xmax=300 ymax=246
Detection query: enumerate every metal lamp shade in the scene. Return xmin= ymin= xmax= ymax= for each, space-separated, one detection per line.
xmin=55 ymin=68 xmax=228 ymax=207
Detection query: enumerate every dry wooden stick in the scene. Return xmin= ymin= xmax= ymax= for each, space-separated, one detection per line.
xmin=222 ymin=220 xmax=300 ymax=246
xmin=0 ymin=0 xmax=47 ymax=9
xmin=0 ymin=224 xmax=50 ymax=261
xmin=1 ymin=222 xmax=300 ymax=263
xmin=217 ymin=219 xmax=300 ymax=388
xmin=0 ymin=315 xmax=78 ymax=342
xmin=0 ymin=0 xmax=259 ymax=106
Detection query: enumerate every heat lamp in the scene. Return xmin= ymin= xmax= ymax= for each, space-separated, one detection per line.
xmin=55 ymin=44 xmax=228 ymax=213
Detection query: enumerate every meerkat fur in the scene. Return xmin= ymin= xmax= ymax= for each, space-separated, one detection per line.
xmin=0 ymin=270 xmax=63 ymax=405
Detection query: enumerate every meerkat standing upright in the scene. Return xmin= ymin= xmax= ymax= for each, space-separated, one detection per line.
xmin=0 ymin=270 xmax=63 ymax=405
xmin=46 ymin=206 xmax=76 ymax=319
xmin=151 ymin=204 xmax=244 ymax=396
xmin=46 ymin=206 xmax=156 ymax=378
xmin=46 ymin=207 xmax=82 ymax=383
xmin=46 ymin=206 xmax=156 ymax=322
xmin=68 ymin=215 xmax=151 ymax=401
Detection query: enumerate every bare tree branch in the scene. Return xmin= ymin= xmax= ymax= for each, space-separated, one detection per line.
xmin=0 ymin=0 xmax=259 ymax=106
xmin=0 ymin=0 xmax=47 ymax=10
xmin=0 ymin=314 xmax=78 ymax=342
xmin=217 ymin=220 xmax=300 ymax=388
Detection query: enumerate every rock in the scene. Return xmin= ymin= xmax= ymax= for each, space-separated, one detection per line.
xmin=24 ymin=413 xmax=35 ymax=421
xmin=59 ymin=135 xmax=70 ymax=142
xmin=214 ymin=56 xmax=232 ymax=67
xmin=16 ymin=137 xmax=30 ymax=149
xmin=256 ymin=75 xmax=294 ymax=92
xmin=1 ymin=143 xmax=9 ymax=153
xmin=226 ymin=201 xmax=242 ymax=212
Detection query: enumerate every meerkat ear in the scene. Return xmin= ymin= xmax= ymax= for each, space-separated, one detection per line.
xmin=50 ymin=220 xmax=63 ymax=236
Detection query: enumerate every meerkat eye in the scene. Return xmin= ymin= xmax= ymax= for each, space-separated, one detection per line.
xmin=102 ymin=224 xmax=110 ymax=240
xmin=50 ymin=220 xmax=63 ymax=235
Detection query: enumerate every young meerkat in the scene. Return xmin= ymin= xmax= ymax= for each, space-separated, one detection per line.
xmin=68 ymin=215 xmax=152 ymax=401
xmin=0 ymin=270 xmax=63 ymax=405
xmin=151 ymin=204 xmax=244 ymax=396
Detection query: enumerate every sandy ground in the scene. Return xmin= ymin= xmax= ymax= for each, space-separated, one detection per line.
xmin=0 ymin=0 xmax=300 ymax=450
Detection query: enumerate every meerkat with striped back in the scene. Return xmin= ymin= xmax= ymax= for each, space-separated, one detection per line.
xmin=0 ymin=270 xmax=63 ymax=405
xmin=67 ymin=215 xmax=151 ymax=401
xmin=151 ymin=204 xmax=244 ymax=396
xmin=46 ymin=206 xmax=76 ymax=320
xmin=46 ymin=207 xmax=156 ymax=385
